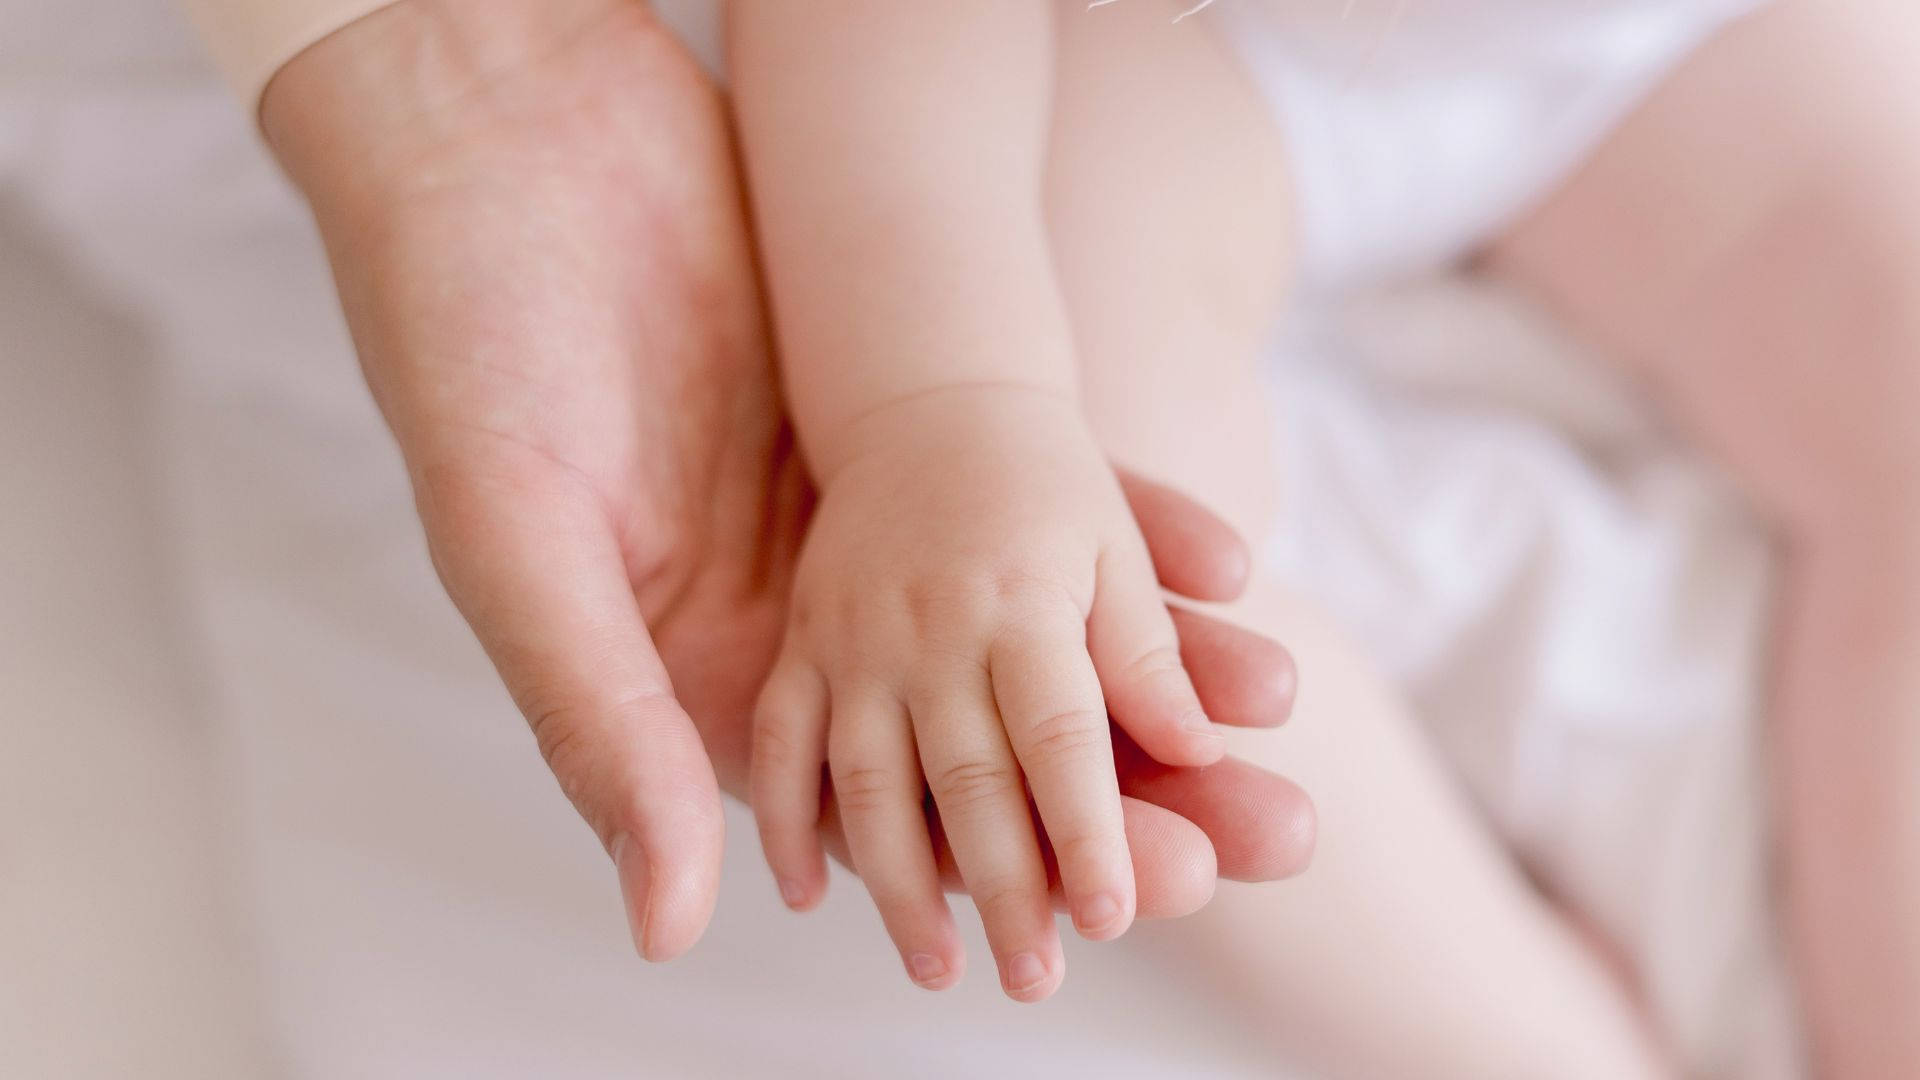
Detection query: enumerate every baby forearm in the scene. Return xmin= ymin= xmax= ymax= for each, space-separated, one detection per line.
xmin=728 ymin=0 xmax=1080 ymax=478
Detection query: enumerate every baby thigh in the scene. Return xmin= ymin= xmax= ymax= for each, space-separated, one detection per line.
xmin=1044 ymin=6 xmax=1671 ymax=1078
xmin=1488 ymin=3 xmax=1920 ymax=1074
xmin=1046 ymin=0 xmax=1292 ymax=546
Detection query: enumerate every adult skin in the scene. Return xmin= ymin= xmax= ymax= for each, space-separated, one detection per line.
xmin=260 ymin=0 xmax=1315 ymax=963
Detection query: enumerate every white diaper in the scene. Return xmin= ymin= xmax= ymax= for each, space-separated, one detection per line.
xmin=1212 ymin=0 xmax=1767 ymax=292
xmin=1260 ymin=282 xmax=1803 ymax=1079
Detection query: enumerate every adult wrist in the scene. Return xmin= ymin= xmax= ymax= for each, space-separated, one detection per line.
xmin=259 ymin=0 xmax=651 ymax=215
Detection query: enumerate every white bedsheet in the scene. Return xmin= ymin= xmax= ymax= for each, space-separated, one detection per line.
xmin=0 ymin=2 xmax=1798 ymax=1076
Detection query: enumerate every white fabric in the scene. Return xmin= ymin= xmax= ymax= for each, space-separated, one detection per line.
xmin=177 ymin=0 xmax=399 ymax=107
xmin=3 ymin=1 xmax=1798 ymax=1078
xmin=1263 ymin=285 xmax=1802 ymax=1079
xmin=1215 ymin=0 xmax=1766 ymax=291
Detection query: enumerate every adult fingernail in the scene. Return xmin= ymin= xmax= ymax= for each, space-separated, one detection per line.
xmin=907 ymin=953 xmax=950 ymax=988
xmin=1005 ymin=952 xmax=1050 ymax=995
xmin=1074 ymin=893 xmax=1125 ymax=937
xmin=613 ymin=834 xmax=655 ymax=960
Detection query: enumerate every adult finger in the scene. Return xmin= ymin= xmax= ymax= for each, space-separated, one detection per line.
xmin=1117 ymin=469 xmax=1252 ymax=603
xmin=1115 ymin=730 xmax=1317 ymax=882
xmin=414 ymin=460 xmax=724 ymax=962
xmin=1087 ymin=547 xmax=1227 ymax=768
xmin=1171 ymin=604 xmax=1297 ymax=728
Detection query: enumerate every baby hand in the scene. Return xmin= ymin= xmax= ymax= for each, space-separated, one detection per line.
xmin=749 ymin=384 xmax=1226 ymax=1002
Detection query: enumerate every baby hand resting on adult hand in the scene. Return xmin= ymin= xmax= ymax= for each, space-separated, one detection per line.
xmin=752 ymin=383 xmax=1227 ymax=1001
xmin=729 ymin=0 xmax=1230 ymax=1001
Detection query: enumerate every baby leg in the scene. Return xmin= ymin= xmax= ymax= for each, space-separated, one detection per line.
xmin=1046 ymin=3 xmax=1670 ymax=1076
xmin=1488 ymin=1 xmax=1920 ymax=1075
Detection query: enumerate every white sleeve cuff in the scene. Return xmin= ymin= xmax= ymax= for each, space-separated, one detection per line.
xmin=178 ymin=0 xmax=402 ymax=110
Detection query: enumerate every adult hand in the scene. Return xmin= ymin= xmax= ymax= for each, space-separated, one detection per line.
xmin=263 ymin=0 xmax=1313 ymax=963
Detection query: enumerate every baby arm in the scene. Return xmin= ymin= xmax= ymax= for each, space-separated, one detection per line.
xmin=728 ymin=1 xmax=1226 ymax=1000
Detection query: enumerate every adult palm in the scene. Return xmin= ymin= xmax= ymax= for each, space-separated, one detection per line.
xmin=264 ymin=0 xmax=1311 ymax=964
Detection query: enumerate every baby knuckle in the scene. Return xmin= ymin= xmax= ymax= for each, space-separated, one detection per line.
xmin=826 ymin=642 xmax=898 ymax=688
xmin=1020 ymin=708 xmax=1108 ymax=764
xmin=1121 ymin=645 xmax=1186 ymax=686
xmin=907 ymin=639 xmax=989 ymax=676
xmin=863 ymin=877 xmax=929 ymax=913
xmin=1046 ymin=825 xmax=1120 ymax=874
xmin=892 ymin=564 xmax=1089 ymax=644
xmin=973 ymin=880 xmax=1040 ymax=919
xmin=902 ymin=578 xmax=954 ymax=636
xmin=986 ymin=563 xmax=1084 ymax=613
xmin=903 ymin=574 xmax=1009 ymax=639
xmin=832 ymin=764 xmax=900 ymax=813
xmin=751 ymin=715 xmax=806 ymax=768
xmin=928 ymin=758 xmax=1020 ymax=811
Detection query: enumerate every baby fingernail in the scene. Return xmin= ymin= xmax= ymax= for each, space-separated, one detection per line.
xmin=907 ymin=953 xmax=950 ymax=988
xmin=1182 ymin=708 xmax=1218 ymax=734
xmin=1006 ymin=952 xmax=1050 ymax=995
xmin=1075 ymin=893 xmax=1124 ymax=936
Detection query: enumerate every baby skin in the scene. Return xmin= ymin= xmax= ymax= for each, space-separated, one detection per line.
xmin=726 ymin=0 xmax=1690 ymax=1072
xmin=727 ymin=7 xmax=1673 ymax=1078
xmin=730 ymin=4 xmax=1233 ymax=1002
xmin=737 ymin=0 xmax=1920 ymax=1076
